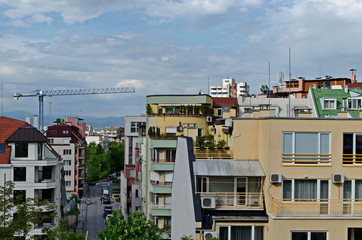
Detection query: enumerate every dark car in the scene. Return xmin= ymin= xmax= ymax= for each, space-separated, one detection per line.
xmin=87 ymin=181 xmax=96 ymax=186
xmin=103 ymin=205 xmax=113 ymax=218
xmin=102 ymin=196 xmax=111 ymax=204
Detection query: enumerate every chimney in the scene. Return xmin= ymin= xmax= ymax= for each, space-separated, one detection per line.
xmin=25 ymin=115 xmax=31 ymax=124
xmin=33 ymin=115 xmax=39 ymax=129
xmin=350 ymin=69 xmax=357 ymax=83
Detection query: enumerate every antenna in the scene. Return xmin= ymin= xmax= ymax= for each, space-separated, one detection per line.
xmin=278 ymin=72 xmax=284 ymax=86
xmin=268 ymin=61 xmax=271 ymax=104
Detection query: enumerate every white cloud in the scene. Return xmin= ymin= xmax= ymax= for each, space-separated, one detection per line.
xmin=29 ymin=13 xmax=53 ymax=24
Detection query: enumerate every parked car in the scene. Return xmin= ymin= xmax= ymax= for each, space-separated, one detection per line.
xmin=104 ymin=214 xmax=112 ymax=225
xmin=102 ymin=196 xmax=111 ymax=204
xmin=103 ymin=205 xmax=112 ymax=218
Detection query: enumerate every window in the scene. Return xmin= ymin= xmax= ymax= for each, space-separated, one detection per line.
xmin=347 ymin=98 xmax=362 ymax=110
xmin=166 ymin=149 xmax=176 ymax=162
xmin=165 ymin=107 xmax=174 ymax=114
xmin=63 ymin=130 xmax=69 ymax=134
xmin=219 ymin=226 xmax=264 ymax=240
xmin=14 ymin=167 xmax=26 ymax=181
xmin=130 ymin=122 xmax=141 ymax=133
xmin=38 ymin=143 xmax=43 ymax=160
xmin=197 ymin=128 xmax=202 ymax=137
xmin=282 ymin=132 xmax=330 ymax=164
xmin=165 ymin=127 xmax=176 ymax=136
xmin=65 ymin=181 xmax=71 ymax=186
xmin=291 ymin=231 xmax=327 ymax=240
xmin=151 ymin=149 xmax=159 ymax=162
xmin=48 ymin=138 xmax=54 ymax=144
xmin=63 ymin=149 xmax=72 ymax=155
xmin=283 ymin=179 xmax=328 ymax=202
xmin=196 ymin=177 xmax=208 ymax=192
xmin=0 ymin=143 xmax=4 ymax=153
xmin=348 ymin=228 xmax=362 ymax=240
xmin=217 ymin=108 xmax=223 ymax=116
xmin=15 ymin=143 xmax=28 ymax=158
xmin=129 ymin=169 xmax=135 ymax=177
xmin=321 ymin=98 xmax=336 ymax=110
xmin=64 ymin=170 xmax=71 ymax=176
xmin=343 ymin=133 xmax=362 ymax=164
xmin=64 ymin=160 xmax=71 ymax=165
xmin=343 ymin=180 xmax=362 ymax=202
xmin=50 ymin=130 xmax=57 ymax=134
xmin=270 ymin=109 xmax=276 ymax=117
xmin=63 ymin=139 xmax=70 ymax=144
xmin=13 ymin=190 xmax=26 ymax=204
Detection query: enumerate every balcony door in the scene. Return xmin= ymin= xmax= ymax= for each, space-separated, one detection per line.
xmin=235 ymin=177 xmax=247 ymax=206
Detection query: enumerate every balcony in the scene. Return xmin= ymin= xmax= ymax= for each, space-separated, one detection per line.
xmin=151 ymin=159 xmax=175 ymax=171
xmin=150 ymin=203 xmax=172 ymax=216
xmin=150 ymin=182 xmax=172 ymax=194
xmin=282 ymin=153 xmax=331 ymax=165
xmin=270 ymin=198 xmax=362 ymax=217
xmin=194 ymin=148 xmax=233 ymax=159
xmin=197 ymin=192 xmax=264 ymax=210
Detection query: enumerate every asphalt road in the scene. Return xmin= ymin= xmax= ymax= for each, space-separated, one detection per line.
xmin=85 ymin=181 xmax=120 ymax=240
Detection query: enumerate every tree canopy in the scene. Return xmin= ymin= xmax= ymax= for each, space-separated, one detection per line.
xmin=97 ymin=210 xmax=164 ymax=240
xmin=86 ymin=142 xmax=111 ymax=181
xmin=0 ymin=181 xmax=56 ymax=239
xmin=44 ymin=219 xmax=85 ymax=240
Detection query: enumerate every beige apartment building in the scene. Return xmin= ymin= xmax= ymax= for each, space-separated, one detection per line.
xmin=172 ymin=117 xmax=362 ymax=240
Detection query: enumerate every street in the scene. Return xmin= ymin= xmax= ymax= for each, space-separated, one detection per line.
xmin=84 ymin=181 xmax=120 ymax=240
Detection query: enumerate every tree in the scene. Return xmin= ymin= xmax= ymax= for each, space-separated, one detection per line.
xmin=86 ymin=142 xmax=112 ymax=181
xmin=260 ymin=85 xmax=269 ymax=94
xmin=44 ymin=219 xmax=85 ymax=240
xmin=97 ymin=210 xmax=164 ymax=240
xmin=109 ymin=141 xmax=124 ymax=172
xmin=0 ymin=181 xmax=56 ymax=239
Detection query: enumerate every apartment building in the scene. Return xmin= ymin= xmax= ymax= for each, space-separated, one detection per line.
xmin=210 ymin=77 xmax=250 ymax=98
xmin=46 ymin=122 xmax=86 ymax=198
xmin=171 ymin=117 xmax=362 ymax=240
xmin=121 ymin=116 xmax=146 ymax=217
xmin=142 ymin=94 xmax=238 ymax=236
xmin=0 ymin=116 xmax=65 ymax=239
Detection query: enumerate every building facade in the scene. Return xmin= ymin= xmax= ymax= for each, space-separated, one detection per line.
xmin=46 ymin=122 xmax=86 ymax=198
xmin=0 ymin=116 xmax=65 ymax=239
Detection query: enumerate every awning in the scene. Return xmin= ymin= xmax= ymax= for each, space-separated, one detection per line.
xmin=193 ymin=159 xmax=265 ymax=177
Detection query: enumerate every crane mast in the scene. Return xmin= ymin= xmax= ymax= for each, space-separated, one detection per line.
xmin=14 ymin=87 xmax=135 ymax=132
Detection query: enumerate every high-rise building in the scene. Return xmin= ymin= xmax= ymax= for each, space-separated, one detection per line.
xmin=210 ymin=77 xmax=250 ymax=98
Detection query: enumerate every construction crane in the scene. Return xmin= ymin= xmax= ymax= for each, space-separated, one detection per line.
xmin=14 ymin=87 xmax=135 ymax=132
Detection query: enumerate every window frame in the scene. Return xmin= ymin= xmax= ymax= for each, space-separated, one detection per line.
xmin=282 ymin=179 xmax=329 ymax=202
xmin=14 ymin=167 xmax=27 ymax=181
xmin=282 ymin=132 xmax=331 ymax=165
xmin=0 ymin=143 xmax=5 ymax=154
xmin=343 ymin=133 xmax=362 ymax=165
xmin=321 ymin=98 xmax=336 ymax=110
xmin=15 ymin=143 xmax=28 ymax=158
xmin=290 ymin=231 xmax=328 ymax=240
xmin=218 ymin=225 xmax=264 ymax=240
xmin=343 ymin=179 xmax=362 ymax=202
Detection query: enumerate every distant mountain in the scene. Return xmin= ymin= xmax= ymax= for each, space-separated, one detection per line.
xmin=2 ymin=111 xmax=124 ymax=129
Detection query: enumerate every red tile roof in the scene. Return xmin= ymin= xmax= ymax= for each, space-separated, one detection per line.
xmin=0 ymin=117 xmax=28 ymax=164
xmin=348 ymin=83 xmax=362 ymax=89
xmin=212 ymin=97 xmax=239 ymax=107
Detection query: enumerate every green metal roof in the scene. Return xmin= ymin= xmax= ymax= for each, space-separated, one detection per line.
xmin=311 ymin=88 xmax=351 ymax=118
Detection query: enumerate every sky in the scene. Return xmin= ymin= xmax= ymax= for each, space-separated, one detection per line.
xmin=1 ymin=0 xmax=362 ymax=120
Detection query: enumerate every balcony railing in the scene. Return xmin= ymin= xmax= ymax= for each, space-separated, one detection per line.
xmin=150 ymin=203 xmax=172 ymax=209
xmin=270 ymin=198 xmax=362 ymax=217
xmin=343 ymin=154 xmax=362 ymax=165
xmin=151 ymin=159 xmax=175 ymax=163
xmin=282 ymin=153 xmax=331 ymax=165
xmin=197 ymin=192 xmax=264 ymax=209
xmin=194 ymin=148 xmax=233 ymax=159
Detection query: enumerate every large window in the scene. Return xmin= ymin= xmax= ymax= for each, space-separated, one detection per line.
xmin=282 ymin=132 xmax=330 ymax=164
xmin=63 ymin=149 xmax=72 ymax=155
xmin=13 ymin=190 xmax=26 ymax=204
xmin=291 ymin=231 xmax=327 ymax=240
xmin=343 ymin=133 xmax=362 ymax=164
xmin=343 ymin=180 xmax=362 ymax=201
xmin=321 ymin=98 xmax=336 ymax=110
xmin=219 ymin=226 xmax=264 ymax=240
xmin=14 ymin=167 xmax=26 ymax=181
xmin=283 ymin=179 xmax=329 ymax=202
xmin=15 ymin=143 xmax=28 ymax=158
xmin=166 ymin=149 xmax=176 ymax=162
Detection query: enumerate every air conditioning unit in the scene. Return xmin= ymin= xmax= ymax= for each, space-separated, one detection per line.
xmin=176 ymin=126 xmax=183 ymax=131
xmin=332 ymin=173 xmax=344 ymax=183
xmin=201 ymin=197 xmax=216 ymax=208
xmin=204 ymin=231 xmax=217 ymax=239
xmin=270 ymin=173 xmax=282 ymax=184
xmin=206 ymin=116 xmax=213 ymax=123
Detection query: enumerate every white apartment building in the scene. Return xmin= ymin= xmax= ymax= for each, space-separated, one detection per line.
xmin=210 ymin=77 xmax=250 ymax=97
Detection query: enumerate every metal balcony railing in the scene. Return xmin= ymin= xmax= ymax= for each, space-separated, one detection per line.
xmin=197 ymin=192 xmax=264 ymax=209
xmin=270 ymin=198 xmax=362 ymax=217
xmin=282 ymin=153 xmax=331 ymax=165
xmin=343 ymin=154 xmax=362 ymax=164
